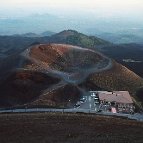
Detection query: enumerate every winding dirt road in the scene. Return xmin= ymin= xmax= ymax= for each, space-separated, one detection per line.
xmin=21 ymin=44 xmax=113 ymax=98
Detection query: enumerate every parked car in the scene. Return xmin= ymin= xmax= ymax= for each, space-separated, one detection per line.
xmin=94 ymin=97 xmax=99 ymax=100
xmin=94 ymin=98 xmax=100 ymax=104
xmin=91 ymin=93 xmax=96 ymax=97
xmin=74 ymin=104 xmax=80 ymax=108
xmin=80 ymin=97 xmax=86 ymax=103
xmin=95 ymin=100 xmax=99 ymax=103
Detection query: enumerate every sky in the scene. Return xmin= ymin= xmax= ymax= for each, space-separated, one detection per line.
xmin=0 ymin=0 xmax=143 ymax=18
xmin=0 ymin=0 xmax=143 ymax=35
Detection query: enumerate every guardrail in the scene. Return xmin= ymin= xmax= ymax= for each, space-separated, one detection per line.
xmin=0 ymin=108 xmax=143 ymax=121
xmin=0 ymin=108 xmax=96 ymax=114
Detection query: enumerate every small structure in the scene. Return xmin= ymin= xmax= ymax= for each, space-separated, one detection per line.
xmin=111 ymin=107 xmax=117 ymax=113
xmin=97 ymin=91 xmax=135 ymax=114
xmin=89 ymin=91 xmax=97 ymax=97
xmin=89 ymin=91 xmax=100 ymax=104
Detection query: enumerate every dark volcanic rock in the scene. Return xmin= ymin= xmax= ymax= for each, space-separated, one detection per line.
xmin=0 ymin=70 xmax=61 ymax=107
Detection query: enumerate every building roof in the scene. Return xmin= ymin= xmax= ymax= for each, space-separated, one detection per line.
xmin=98 ymin=91 xmax=133 ymax=104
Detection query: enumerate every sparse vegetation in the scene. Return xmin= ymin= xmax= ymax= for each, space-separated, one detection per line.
xmin=88 ymin=61 xmax=143 ymax=93
xmin=58 ymin=30 xmax=108 ymax=48
xmin=0 ymin=112 xmax=143 ymax=143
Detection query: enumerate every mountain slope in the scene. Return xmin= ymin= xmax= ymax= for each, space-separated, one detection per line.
xmin=0 ymin=44 xmax=143 ymax=108
xmin=0 ymin=30 xmax=109 ymax=59
xmin=97 ymin=43 xmax=143 ymax=78
xmin=50 ymin=30 xmax=109 ymax=48
xmin=87 ymin=61 xmax=143 ymax=93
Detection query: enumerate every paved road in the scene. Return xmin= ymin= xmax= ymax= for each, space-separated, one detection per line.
xmin=0 ymin=107 xmax=143 ymax=122
xmin=0 ymin=93 xmax=143 ymax=122
xmin=78 ymin=96 xmax=96 ymax=110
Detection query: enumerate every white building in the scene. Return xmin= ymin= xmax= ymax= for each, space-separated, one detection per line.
xmin=97 ymin=91 xmax=135 ymax=114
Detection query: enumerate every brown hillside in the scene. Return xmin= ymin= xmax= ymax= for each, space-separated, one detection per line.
xmin=87 ymin=61 xmax=143 ymax=95
xmin=0 ymin=70 xmax=61 ymax=107
xmin=29 ymin=44 xmax=104 ymax=72
xmin=30 ymin=84 xmax=81 ymax=108
xmin=0 ymin=43 xmax=143 ymax=108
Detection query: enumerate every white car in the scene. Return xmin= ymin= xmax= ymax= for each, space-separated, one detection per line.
xmin=91 ymin=93 xmax=96 ymax=97
xmin=95 ymin=101 xmax=100 ymax=104
xmin=94 ymin=97 xmax=99 ymax=100
xmin=74 ymin=103 xmax=80 ymax=108
xmin=80 ymin=97 xmax=86 ymax=103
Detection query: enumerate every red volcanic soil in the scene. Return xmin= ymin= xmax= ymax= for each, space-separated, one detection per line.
xmin=30 ymin=44 xmax=61 ymax=64
xmin=29 ymin=44 xmax=104 ymax=71
xmin=30 ymin=44 xmax=72 ymax=65
xmin=0 ymin=70 xmax=61 ymax=107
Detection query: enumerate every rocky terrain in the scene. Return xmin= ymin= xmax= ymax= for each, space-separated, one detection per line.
xmin=0 ymin=112 xmax=143 ymax=143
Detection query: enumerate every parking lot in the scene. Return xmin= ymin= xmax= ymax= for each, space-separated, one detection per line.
xmin=74 ymin=92 xmax=100 ymax=112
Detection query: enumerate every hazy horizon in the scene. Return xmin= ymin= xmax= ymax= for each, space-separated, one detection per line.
xmin=0 ymin=0 xmax=143 ymax=36
xmin=0 ymin=0 xmax=143 ymax=18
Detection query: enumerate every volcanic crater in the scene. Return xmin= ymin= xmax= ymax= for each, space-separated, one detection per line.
xmin=0 ymin=43 xmax=143 ymax=108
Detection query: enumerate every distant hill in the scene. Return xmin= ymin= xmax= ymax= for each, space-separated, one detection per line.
xmin=14 ymin=33 xmax=41 ymax=37
xmin=0 ymin=29 xmax=143 ymax=78
xmin=14 ymin=31 xmax=55 ymax=37
xmin=97 ymin=33 xmax=143 ymax=44
xmin=50 ymin=30 xmax=109 ymax=48
xmin=41 ymin=31 xmax=55 ymax=36
xmin=0 ymin=30 xmax=109 ymax=58
xmin=97 ymin=43 xmax=143 ymax=78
